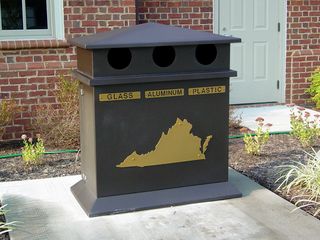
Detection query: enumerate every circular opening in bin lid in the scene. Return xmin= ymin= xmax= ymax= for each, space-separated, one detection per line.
xmin=195 ymin=44 xmax=217 ymax=65
xmin=107 ymin=48 xmax=132 ymax=70
xmin=152 ymin=46 xmax=175 ymax=68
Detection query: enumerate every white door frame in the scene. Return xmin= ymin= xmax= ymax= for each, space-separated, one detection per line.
xmin=213 ymin=0 xmax=287 ymax=103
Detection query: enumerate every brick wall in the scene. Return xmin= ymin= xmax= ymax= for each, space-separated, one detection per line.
xmin=286 ymin=0 xmax=320 ymax=104
xmin=64 ymin=0 xmax=136 ymax=38
xmin=137 ymin=0 xmax=213 ymax=31
xmin=1 ymin=0 xmax=320 ymax=141
xmin=0 ymin=0 xmax=136 ymax=140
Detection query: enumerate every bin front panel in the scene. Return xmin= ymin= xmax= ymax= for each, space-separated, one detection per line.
xmin=94 ymin=79 xmax=229 ymax=197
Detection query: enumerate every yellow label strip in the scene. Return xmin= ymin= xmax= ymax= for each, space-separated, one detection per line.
xmin=99 ymin=91 xmax=141 ymax=102
xmin=145 ymin=88 xmax=184 ymax=99
xmin=188 ymin=86 xmax=226 ymax=96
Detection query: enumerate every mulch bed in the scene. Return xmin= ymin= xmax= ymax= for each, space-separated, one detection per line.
xmin=0 ymin=132 xmax=319 ymax=240
xmin=229 ymin=134 xmax=320 ymax=220
xmin=0 ymin=148 xmax=80 ymax=182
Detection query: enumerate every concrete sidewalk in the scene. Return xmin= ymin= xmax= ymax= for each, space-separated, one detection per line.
xmin=233 ymin=105 xmax=320 ymax=132
xmin=1 ymin=170 xmax=319 ymax=240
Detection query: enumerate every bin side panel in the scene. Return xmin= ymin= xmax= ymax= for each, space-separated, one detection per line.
xmin=94 ymin=79 xmax=229 ymax=197
xmin=80 ymin=84 xmax=97 ymax=196
xmin=77 ymin=48 xmax=93 ymax=77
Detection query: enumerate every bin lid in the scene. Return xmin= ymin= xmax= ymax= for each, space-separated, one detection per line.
xmin=70 ymin=23 xmax=241 ymax=49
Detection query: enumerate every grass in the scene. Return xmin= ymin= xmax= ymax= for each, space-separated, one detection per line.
xmin=276 ymin=148 xmax=320 ymax=216
xmin=0 ymin=204 xmax=18 ymax=235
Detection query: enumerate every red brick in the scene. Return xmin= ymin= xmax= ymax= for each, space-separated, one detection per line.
xmin=0 ymin=79 xmax=9 ymax=85
xmin=108 ymin=7 xmax=125 ymax=13
xmin=38 ymin=70 xmax=55 ymax=76
xmin=11 ymin=92 xmax=28 ymax=98
xmin=5 ymin=126 xmax=23 ymax=133
xmin=21 ymin=99 xmax=37 ymax=105
xmin=168 ymin=14 xmax=182 ymax=19
xmin=2 ymin=133 xmax=13 ymax=140
xmin=82 ymin=21 xmax=98 ymax=27
xmin=1 ymin=85 xmax=19 ymax=92
xmin=189 ymin=2 xmax=203 ymax=7
xmin=29 ymin=91 xmax=47 ymax=97
xmin=16 ymin=56 xmax=33 ymax=62
xmin=28 ymin=78 xmax=46 ymax=84
xmin=39 ymin=97 xmax=56 ymax=103
xmin=38 ymin=83 xmax=55 ymax=90
xmin=8 ymin=63 xmax=26 ymax=70
xmin=145 ymin=2 xmax=159 ymax=7
xmin=27 ymin=63 xmax=45 ymax=70
xmin=82 ymin=7 xmax=98 ymax=13
xmin=0 ymin=63 xmax=8 ymax=71
xmin=20 ymin=84 xmax=37 ymax=91
xmin=19 ymin=71 xmax=37 ymax=77
xmin=9 ymin=78 xmax=27 ymax=84
xmin=43 ymin=55 xmax=60 ymax=61
xmin=69 ymin=14 xmax=86 ymax=20
xmin=45 ymin=62 xmax=63 ymax=69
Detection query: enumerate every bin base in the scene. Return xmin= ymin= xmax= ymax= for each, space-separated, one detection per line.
xmin=71 ymin=180 xmax=242 ymax=217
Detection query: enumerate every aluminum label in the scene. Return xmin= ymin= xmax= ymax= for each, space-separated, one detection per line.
xmin=145 ymin=88 xmax=184 ymax=99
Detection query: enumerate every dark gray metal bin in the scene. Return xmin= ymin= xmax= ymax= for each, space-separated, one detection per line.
xmin=70 ymin=23 xmax=242 ymax=217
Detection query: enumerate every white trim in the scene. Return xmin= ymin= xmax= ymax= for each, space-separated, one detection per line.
xmin=278 ymin=0 xmax=287 ymax=103
xmin=0 ymin=0 xmax=64 ymax=41
xmin=0 ymin=1 xmax=2 ymax=30
xmin=22 ymin=0 xmax=26 ymax=30
xmin=51 ymin=0 xmax=64 ymax=40
xmin=213 ymin=0 xmax=287 ymax=103
xmin=213 ymin=0 xmax=219 ymax=33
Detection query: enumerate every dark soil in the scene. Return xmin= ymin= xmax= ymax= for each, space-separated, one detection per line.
xmin=0 ymin=149 xmax=80 ymax=182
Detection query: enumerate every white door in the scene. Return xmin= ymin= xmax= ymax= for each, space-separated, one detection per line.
xmin=218 ymin=0 xmax=281 ymax=104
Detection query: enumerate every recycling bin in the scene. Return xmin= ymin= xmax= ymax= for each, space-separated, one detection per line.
xmin=70 ymin=23 xmax=242 ymax=217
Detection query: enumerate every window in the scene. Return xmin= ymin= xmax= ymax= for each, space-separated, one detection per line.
xmin=0 ymin=0 xmax=64 ymax=40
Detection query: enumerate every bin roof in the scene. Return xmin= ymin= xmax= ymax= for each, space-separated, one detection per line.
xmin=70 ymin=23 xmax=241 ymax=49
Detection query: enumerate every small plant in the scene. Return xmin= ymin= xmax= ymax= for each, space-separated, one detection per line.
xmin=0 ymin=204 xmax=18 ymax=235
xmin=306 ymin=67 xmax=320 ymax=108
xmin=0 ymin=98 xmax=16 ymax=140
xmin=276 ymin=149 xmax=320 ymax=216
xmin=242 ymin=117 xmax=271 ymax=155
xmin=289 ymin=106 xmax=320 ymax=148
xmin=229 ymin=106 xmax=242 ymax=129
xmin=21 ymin=134 xmax=45 ymax=166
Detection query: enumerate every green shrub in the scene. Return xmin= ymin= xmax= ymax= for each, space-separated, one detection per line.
xmin=33 ymin=75 xmax=80 ymax=148
xmin=276 ymin=149 xmax=320 ymax=216
xmin=289 ymin=106 xmax=320 ymax=148
xmin=0 ymin=99 xmax=16 ymax=140
xmin=242 ymin=117 xmax=271 ymax=155
xmin=306 ymin=67 xmax=320 ymax=108
xmin=21 ymin=134 xmax=45 ymax=166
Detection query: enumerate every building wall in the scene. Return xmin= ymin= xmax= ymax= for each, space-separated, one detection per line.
xmin=286 ymin=0 xmax=320 ymax=104
xmin=0 ymin=0 xmax=136 ymax=140
xmin=1 ymin=0 xmax=320 ymax=141
xmin=137 ymin=0 xmax=213 ymax=31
